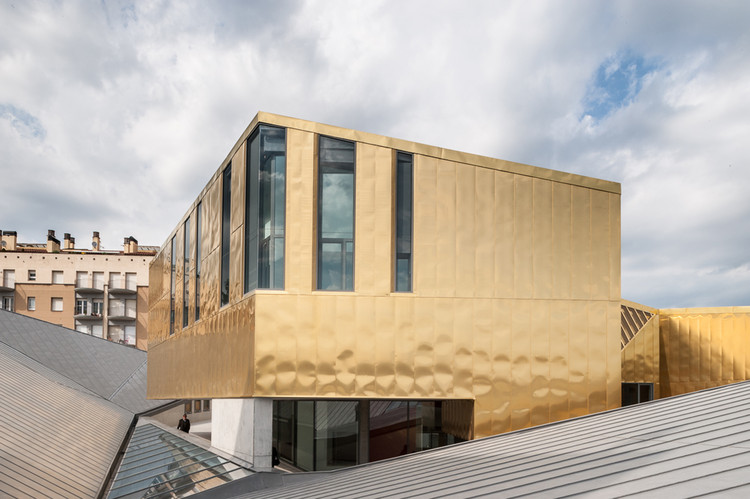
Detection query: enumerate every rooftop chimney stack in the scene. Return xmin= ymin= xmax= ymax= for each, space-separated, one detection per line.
xmin=123 ymin=236 xmax=138 ymax=254
xmin=63 ymin=233 xmax=75 ymax=250
xmin=92 ymin=231 xmax=100 ymax=251
xmin=47 ymin=230 xmax=60 ymax=253
xmin=1 ymin=231 xmax=17 ymax=251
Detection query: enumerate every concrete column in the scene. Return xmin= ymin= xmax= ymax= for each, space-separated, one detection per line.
xmin=211 ymin=398 xmax=273 ymax=470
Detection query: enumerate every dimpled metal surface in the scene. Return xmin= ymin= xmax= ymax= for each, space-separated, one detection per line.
xmin=149 ymin=112 xmax=621 ymax=439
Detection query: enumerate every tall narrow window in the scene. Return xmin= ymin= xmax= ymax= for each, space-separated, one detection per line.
xmin=395 ymin=152 xmax=413 ymax=292
xmin=220 ymin=163 xmax=232 ymax=306
xmin=245 ymin=125 xmax=286 ymax=292
xmin=169 ymin=236 xmax=176 ymax=335
xmin=183 ymin=217 xmax=190 ymax=328
xmin=317 ymin=136 xmax=355 ymax=291
xmin=195 ymin=202 xmax=202 ymax=321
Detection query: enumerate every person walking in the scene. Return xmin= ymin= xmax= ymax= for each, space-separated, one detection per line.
xmin=177 ymin=413 xmax=191 ymax=433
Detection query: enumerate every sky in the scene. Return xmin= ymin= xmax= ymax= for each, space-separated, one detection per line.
xmin=1 ymin=0 xmax=748 ymax=308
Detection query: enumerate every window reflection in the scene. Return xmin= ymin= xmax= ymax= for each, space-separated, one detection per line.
xmin=317 ymin=136 xmax=355 ymax=291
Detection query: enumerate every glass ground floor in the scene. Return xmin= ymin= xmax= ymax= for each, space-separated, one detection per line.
xmin=272 ymin=399 xmax=473 ymax=471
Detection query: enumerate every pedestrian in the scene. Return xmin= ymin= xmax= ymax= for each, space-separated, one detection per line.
xmin=177 ymin=413 xmax=191 ymax=433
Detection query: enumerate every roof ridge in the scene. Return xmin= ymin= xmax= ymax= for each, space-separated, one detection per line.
xmin=108 ymin=358 xmax=147 ymax=402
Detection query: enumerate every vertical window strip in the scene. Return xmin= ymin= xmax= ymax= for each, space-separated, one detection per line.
xmin=244 ymin=130 xmax=260 ymax=293
xmin=220 ymin=164 xmax=232 ymax=306
xmin=169 ymin=236 xmax=176 ymax=335
xmin=258 ymin=125 xmax=286 ymax=289
xmin=182 ymin=217 xmax=190 ymax=328
xmin=395 ymin=152 xmax=413 ymax=292
xmin=245 ymin=124 xmax=287 ymax=293
xmin=317 ymin=136 xmax=355 ymax=291
xmin=195 ymin=202 xmax=202 ymax=321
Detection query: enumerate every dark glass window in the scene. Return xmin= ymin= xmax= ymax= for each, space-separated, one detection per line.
xmin=220 ymin=164 xmax=232 ymax=307
xmin=622 ymin=382 xmax=654 ymax=406
xmin=169 ymin=236 xmax=176 ymax=335
xmin=182 ymin=217 xmax=190 ymax=328
xmin=395 ymin=152 xmax=413 ymax=292
xmin=195 ymin=202 xmax=202 ymax=321
xmin=317 ymin=136 xmax=355 ymax=291
xmin=245 ymin=125 xmax=286 ymax=293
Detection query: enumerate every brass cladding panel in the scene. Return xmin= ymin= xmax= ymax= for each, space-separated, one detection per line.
xmin=254 ymin=294 xmax=621 ymax=438
xmin=659 ymin=309 xmax=750 ymax=397
xmin=621 ymin=313 xmax=660 ymax=398
xmin=149 ymin=114 xmax=621 ymax=438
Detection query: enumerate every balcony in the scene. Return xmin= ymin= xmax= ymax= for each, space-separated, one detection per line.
xmin=108 ymin=314 xmax=136 ymax=322
xmin=75 ymin=278 xmax=105 ymax=295
xmin=108 ymin=305 xmax=136 ymax=321
xmin=109 ymin=276 xmax=137 ymax=295
xmin=0 ymin=280 xmax=15 ymax=293
xmin=74 ymin=312 xmax=104 ymax=321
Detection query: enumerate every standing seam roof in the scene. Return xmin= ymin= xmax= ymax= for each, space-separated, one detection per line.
xmin=232 ymin=380 xmax=750 ymax=498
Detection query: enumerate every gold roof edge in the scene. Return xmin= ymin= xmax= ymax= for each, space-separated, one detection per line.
xmin=621 ymin=299 xmax=659 ymax=314
xmin=659 ymin=306 xmax=750 ymax=315
xmin=257 ymin=111 xmax=621 ymax=195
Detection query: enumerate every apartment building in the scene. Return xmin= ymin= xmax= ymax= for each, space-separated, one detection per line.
xmin=148 ymin=112 xmax=622 ymax=469
xmin=0 ymin=229 xmax=156 ymax=350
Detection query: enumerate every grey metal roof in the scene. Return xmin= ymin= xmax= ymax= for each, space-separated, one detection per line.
xmin=232 ymin=380 xmax=750 ymax=498
xmin=0 ymin=341 xmax=133 ymax=498
xmin=0 ymin=309 xmax=170 ymax=414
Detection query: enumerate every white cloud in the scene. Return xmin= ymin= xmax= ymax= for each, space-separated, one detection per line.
xmin=0 ymin=0 xmax=748 ymax=307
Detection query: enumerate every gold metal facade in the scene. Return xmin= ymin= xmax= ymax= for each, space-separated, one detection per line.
xmin=659 ymin=307 xmax=750 ymax=397
xmin=149 ymin=112 xmax=622 ymax=439
xmin=621 ymin=305 xmax=750 ymax=400
xmin=620 ymin=301 xmax=660 ymax=398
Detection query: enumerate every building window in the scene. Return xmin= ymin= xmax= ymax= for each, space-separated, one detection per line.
xmin=125 ymin=325 xmax=136 ymax=345
xmin=195 ymin=202 xmax=202 ymax=321
xmin=183 ymin=217 xmax=190 ymax=328
xmin=51 ymin=297 xmax=63 ymax=312
xmin=125 ymin=272 xmax=137 ymax=291
xmin=28 ymin=269 xmax=36 ymax=281
xmin=622 ymin=382 xmax=654 ymax=406
xmin=395 ymin=152 xmax=413 ymax=292
xmin=220 ymin=163 xmax=232 ymax=306
xmin=93 ymin=271 xmax=104 ymax=290
xmin=2 ymin=269 xmax=15 ymax=287
xmin=2 ymin=296 xmax=14 ymax=311
xmin=184 ymin=402 xmax=192 ymax=415
xmin=109 ymin=324 xmax=124 ymax=343
xmin=245 ymin=125 xmax=286 ymax=292
xmin=169 ymin=236 xmax=176 ymax=335
xmin=75 ymin=299 xmax=89 ymax=315
xmin=52 ymin=270 xmax=63 ymax=284
xmin=109 ymin=272 xmax=122 ymax=289
xmin=92 ymin=299 xmax=103 ymax=316
xmin=27 ymin=296 xmax=35 ymax=311
xmin=194 ymin=400 xmax=202 ymax=413
xmin=317 ymin=136 xmax=355 ymax=291
xmin=203 ymin=399 xmax=211 ymax=411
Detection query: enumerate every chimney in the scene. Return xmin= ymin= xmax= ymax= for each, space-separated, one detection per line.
xmin=1 ymin=231 xmax=17 ymax=251
xmin=47 ymin=230 xmax=60 ymax=253
xmin=63 ymin=233 xmax=75 ymax=250
xmin=124 ymin=236 xmax=138 ymax=254
xmin=92 ymin=231 xmax=101 ymax=251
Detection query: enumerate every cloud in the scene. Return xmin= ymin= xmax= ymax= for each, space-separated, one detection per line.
xmin=0 ymin=0 xmax=748 ymax=307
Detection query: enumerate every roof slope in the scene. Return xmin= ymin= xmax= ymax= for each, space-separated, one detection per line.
xmin=0 ymin=342 xmax=133 ymax=498
xmin=234 ymin=380 xmax=750 ymax=498
xmin=0 ymin=310 xmax=168 ymax=414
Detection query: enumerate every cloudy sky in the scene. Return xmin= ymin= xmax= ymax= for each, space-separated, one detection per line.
xmin=1 ymin=0 xmax=748 ymax=308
